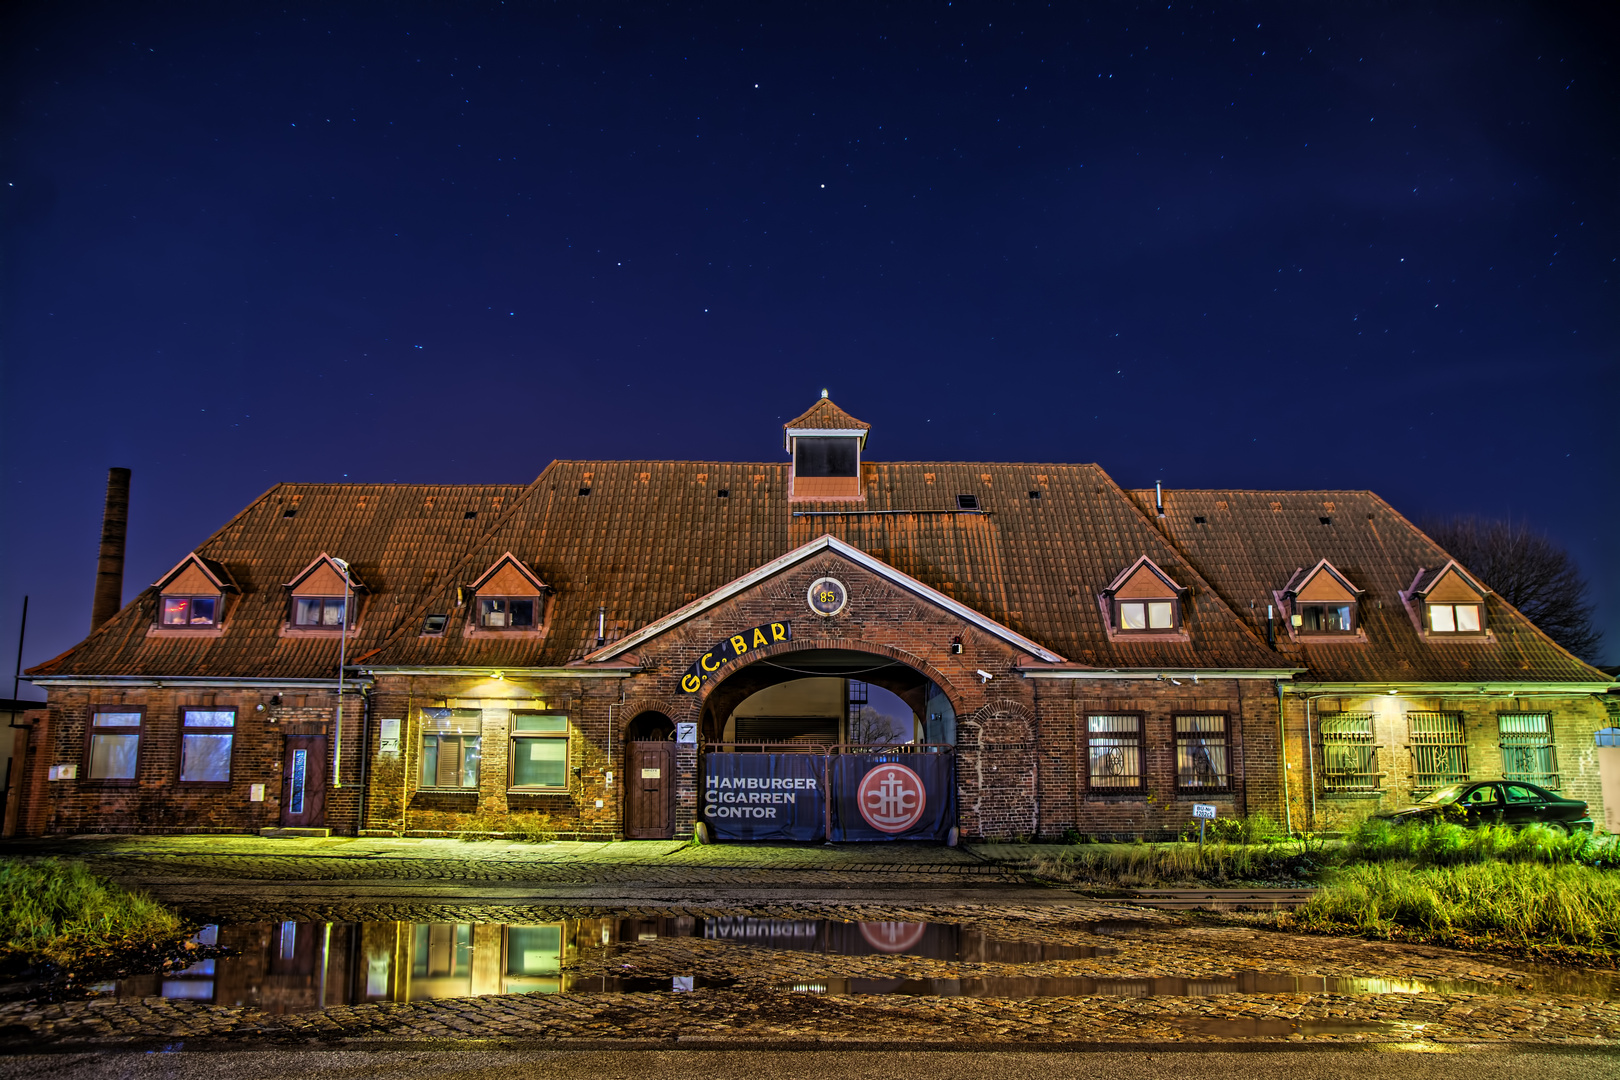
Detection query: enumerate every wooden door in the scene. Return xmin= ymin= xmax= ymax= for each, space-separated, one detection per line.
xmin=281 ymin=736 xmax=328 ymax=827
xmin=625 ymin=741 xmax=674 ymax=839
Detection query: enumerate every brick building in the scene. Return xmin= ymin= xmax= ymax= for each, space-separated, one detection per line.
xmin=13 ymin=395 xmax=1614 ymax=840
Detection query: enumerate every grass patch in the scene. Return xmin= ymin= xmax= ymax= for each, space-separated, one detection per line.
xmin=1029 ymin=841 xmax=1321 ymax=888
xmin=0 ymin=858 xmax=188 ymax=964
xmin=1291 ymin=861 xmax=1620 ymax=966
xmin=1342 ymin=818 xmax=1620 ymax=868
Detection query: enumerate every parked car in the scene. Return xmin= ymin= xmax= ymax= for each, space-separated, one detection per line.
xmin=1377 ymin=780 xmax=1593 ymax=832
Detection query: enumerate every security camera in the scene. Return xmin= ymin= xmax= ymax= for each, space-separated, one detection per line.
xmin=976 ymin=669 xmax=993 ymax=684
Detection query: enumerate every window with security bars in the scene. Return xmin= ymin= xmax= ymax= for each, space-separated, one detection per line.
xmin=1498 ymin=714 xmax=1558 ymax=790
xmin=1175 ymin=714 xmax=1230 ymax=793
xmin=1086 ymin=714 xmax=1144 ymax=792
xmin=1318 ymin=713 xmax=1381 ymax=792
xmin=1408 ymin=712 xmax=1467 ymax=792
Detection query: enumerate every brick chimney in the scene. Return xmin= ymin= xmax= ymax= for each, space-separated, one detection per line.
xmin=90 ymin=467 xmax=131 ymax=632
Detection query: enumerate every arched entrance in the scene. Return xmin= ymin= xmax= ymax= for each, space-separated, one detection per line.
xmin=696 ymin=648 xmax=960 ymax=843
xmin=624 ymin=711 xmax=675 ymax=839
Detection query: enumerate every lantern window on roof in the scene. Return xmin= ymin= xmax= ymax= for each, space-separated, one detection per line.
xmin=1100 ymin=556 xmax=1189 ymax=638
xmin=1278 ymin=559 xmax=1365 ymax=641
xmin=1401 ymin=561 xmax=1489 ymax=640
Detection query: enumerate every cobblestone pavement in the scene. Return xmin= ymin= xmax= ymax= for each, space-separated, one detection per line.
xmin=1 ymin=836 xmax=1616 ymax=1050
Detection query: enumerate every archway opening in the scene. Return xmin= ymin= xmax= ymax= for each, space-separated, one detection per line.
xmin=701 ymin=649 xmax=956 ymax=748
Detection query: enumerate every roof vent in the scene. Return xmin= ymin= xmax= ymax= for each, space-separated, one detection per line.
xmin=956 ymin=494 xmax=979 ymax=511
xmin=1319 ymin=516 xmax=1332 ymax=525
xmin=1194 ymin=516 xmax=1207 ymax=524
xmin=717 ymin=489 xmax=730 ymax=498
xmin=1028 ymin=490 xmax=1041 ymax=500
xmin=578 ymin=487 xmax=592 ymax=496
xmin=464 ymin=510 xmax=477 ymax=519
xmin=283 ymin=508 xmax=297 ymax=518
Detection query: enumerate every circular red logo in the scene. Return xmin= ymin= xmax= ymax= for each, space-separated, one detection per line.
xmin=858 ymin=921 xmax=929 ymax=954
xmin=856 ymin=763 xmax=927 ymax=834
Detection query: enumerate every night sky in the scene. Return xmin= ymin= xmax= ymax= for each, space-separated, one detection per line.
xmin=3 ymin=1 xmax=1616 ymax=687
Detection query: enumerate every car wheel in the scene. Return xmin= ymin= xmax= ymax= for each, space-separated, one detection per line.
xmin=1545 ymin=822 xmax=1570 ymax=836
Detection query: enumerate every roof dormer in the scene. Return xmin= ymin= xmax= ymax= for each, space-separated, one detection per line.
xmin=1401 ymin=561 xmax=1489 ymax=639
xmin=152 ymin=554 xmax=238 ymax=631
xmin=282 ymin=553 xmax=365 ymax=633
xmin=463 ymin=552 xmax=550 ymax=634
xmin=783 ymin=391 xmax=871 ymax=501
xmin=1276 ymin=559 xmax=1365 ymax=640
xmin=1099 ymin=555 xmax=1190 ymax=638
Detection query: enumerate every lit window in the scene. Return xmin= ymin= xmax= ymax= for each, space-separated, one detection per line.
xmin=1427 ymin=603 xmax=1482 ymax=633
xmin=510 ymin=714 xmax=569 ymax=790
xmin=292 ymin=597 xmax=346 ymax=628
xmin=1117 ymin=599 xmax=1176 ymax=631
xmin=479 ymin=597 xmax=536 ymax=629
xmin=1086 ymin=714 xmax=1144 ymax=792
xmin=1298 ymin=603 xmax=1355 ymax=633
xmin=180 ymin=709 xmax=235 ymax=783
xmin=1175 ymin=714 xmax=1229 ymax=792
xmin=88 ymin=710 xmax=142 ymax=780
xmin=421 ymin=709 xmax=481 ymax=789
xmin=161 ymin=596 xmax=218 ymax=626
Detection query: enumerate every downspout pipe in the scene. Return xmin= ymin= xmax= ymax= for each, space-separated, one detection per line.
xmin=332 ymin=559 xmax=352 ymax=791
xmin=1304 ymin=695 xmax=1318 ymax=829
xmin=1276 ymin=682 xmax=1294 ymax=835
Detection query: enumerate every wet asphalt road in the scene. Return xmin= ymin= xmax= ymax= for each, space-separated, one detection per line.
xmin=1 ymin=1048 xmax=1616 ymax=1080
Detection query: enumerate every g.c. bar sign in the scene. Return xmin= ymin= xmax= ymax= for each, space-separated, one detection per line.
xmin=679 ymin=621 xmax=791 ymax=693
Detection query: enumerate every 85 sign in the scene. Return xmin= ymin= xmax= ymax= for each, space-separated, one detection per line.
xmin=807 ymin=577 xmax=849 ymax=617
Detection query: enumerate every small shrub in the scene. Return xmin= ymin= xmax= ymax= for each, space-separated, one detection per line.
xmin=1030 ymin=841 xmax=1319 ymax=887
xmin=1343 ymin=817 xmax=1618 ymax=868
xmin=0 ymin=858 xmax=187 ymax=964
xmin=1176 ymin=813 xmax=1285 ymax=845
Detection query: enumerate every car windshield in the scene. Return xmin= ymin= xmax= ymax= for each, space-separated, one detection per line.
xmin=1416 ymin=784 xmax=1469 ymax=806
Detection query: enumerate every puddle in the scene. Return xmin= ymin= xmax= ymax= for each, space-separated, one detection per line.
xmin=783 ymin=971 xmax=1509 ymax=997
xmin=57 ymin=916 xmax=1105 ymax=1012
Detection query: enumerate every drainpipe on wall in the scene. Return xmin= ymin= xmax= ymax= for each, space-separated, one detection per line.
xmin=1275 ymin=683 xmax=1294 ymax=835
xmin=357 ymin=685 xmax=372 ymax=834
xmin=332 ymin=560 xmax=352 ymax=790
xmin=1304 ymin=696 xmax=1318 ymax=830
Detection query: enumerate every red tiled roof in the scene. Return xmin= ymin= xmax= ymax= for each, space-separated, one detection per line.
xmin=783 ymin=396 xmax=872 ymax=437
xmin=1129 ymin=488 xmax=1608 ymax=684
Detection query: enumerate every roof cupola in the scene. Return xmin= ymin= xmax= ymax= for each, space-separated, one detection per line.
xmin=782 ymin=392 xmax=871 ymax=501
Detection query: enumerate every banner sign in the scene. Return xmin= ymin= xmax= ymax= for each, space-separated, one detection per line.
xmin=829 ymin=754 xmax=956 ymax=842
xmin=679 ymin=622 xmax=792 ymax=693
xmin=702 ymin=752 xmax=824 ymax=841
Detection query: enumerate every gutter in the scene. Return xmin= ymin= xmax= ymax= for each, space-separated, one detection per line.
xmin=355 ymin=666 xmax=639 ymax=678
xmin=1284 ymin=681 xmax=1616 ymax=696
xmin=1018 ymin=668 xmax=1302 ymax=681
xmin=29 ymin=676 xmax=370 ymax=690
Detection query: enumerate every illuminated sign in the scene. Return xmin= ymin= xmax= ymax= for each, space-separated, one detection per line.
xmin=679 ymin=622 xmax=791 ymax=693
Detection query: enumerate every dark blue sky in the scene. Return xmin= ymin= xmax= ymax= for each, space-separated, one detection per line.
xmin=3 ymin=1 xmax=1615 ymax=684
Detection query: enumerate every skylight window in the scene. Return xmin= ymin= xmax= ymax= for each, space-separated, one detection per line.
xmin=956 ymin=494 xmax=979 ymax=511
xmin=578 ymin=487 xmax=592 ymax=496
xmin=422 ymin=614 xmax=448 ymax=635
xmin=283 ymin=508 xmax=297 ymax=518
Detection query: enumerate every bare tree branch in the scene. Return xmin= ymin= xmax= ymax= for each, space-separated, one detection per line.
xmin=1420 ymin=516 xmax=1604 ymax=663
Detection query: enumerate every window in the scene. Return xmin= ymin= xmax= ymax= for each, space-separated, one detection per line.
xmin=955 ymin=493 xmax=979 ymax=511
xmin=421 ymin=709 xmax=481 ymax=789
xmin=1318 ymin=712 xmax=1380 ymax=792
xmin=1085 ymin=714 xmax=1144 ymax=792
xmin=1297 ymin=603 xmax=1355 ymax=633
xmin=161 ymin=596 xmax=218 ymax=626
xmin=510 ymin=714 xmax=569 ymax=789
xmin=479 ymin=597 xmax=536 ymax=629
xmin=292 ymin=596 xmax=346 ymax=628
xmin=1117 ymin=599 xmax=1177 ymax=631
xmin=1498 ymin=714 xmax=1558 ymax=789
xmin=87 ymin=710 xmax=142 ymax=780
xmin=422 ymin=614 xmax=448 ymax=634
xmin=1427 ymin=602 xmax=1482 ymax=633
xmin=1175 ymin=714 xmax=1230 ymax=792
xmin=1409 ymin=712 xmax=1468 ymax=792
xmin=180 ymin=709 xmax=235 ymax=782
xmin=794 ymin=437 xmax=858 ymax=477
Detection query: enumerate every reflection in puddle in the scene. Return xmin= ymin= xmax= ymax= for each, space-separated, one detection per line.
xmin=81 ymin=916 xmax=1103 ymax=1012
xmin=1170 ymin=1016 xmax=1397 ymax=1038
xmin=785 ymin=971 xmax=1506 ymax=997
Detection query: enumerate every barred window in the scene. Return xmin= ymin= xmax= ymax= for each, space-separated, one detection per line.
xmin=1318 ymin=712 xmax=1381 ymax=792
xmin=1498 ymin=714 xmax=1558 ymax=790
xmin=1408 ymin=712 xmax=1468 ymax=792
xmin=1175 ymin=714 xmax=1229 ymax=793
xmin=1086 ymin=714 xmax=1144 ymax=792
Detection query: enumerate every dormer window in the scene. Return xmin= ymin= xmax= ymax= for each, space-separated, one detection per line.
xmin=468 ymin=553 xmax=548 ymax=634
xmin=480 ymin=597 xmax=536 ymax=629
xmin=151 ymin=554 xmax=237 ymax=632
xmin=282 ymin=553 xmax=364 ymax=633
xmin=783 ymin=393 xmax=871 ymax=501
xmin=1428 ymin=602 xmax=1482 ymax=634
xmin=1278 ymin=560 xmax=1363 ymax=639
xmin=1401 ymin=561 xmax=1488 ymax=639
xmin=1100 ymin=556 xmax=1188 ymax=636
xmin=161 ymin=596 xmax=217 ymax=626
